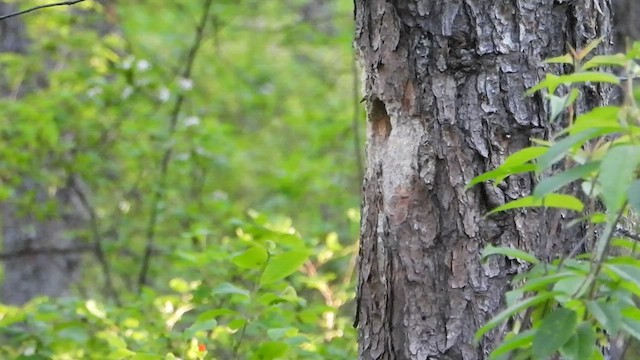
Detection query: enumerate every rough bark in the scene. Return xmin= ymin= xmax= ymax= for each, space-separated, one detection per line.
xmin=354 ymin=1 xmax=613 ymax=359
xmin=612 ymin=0 xmax=640 ymax=51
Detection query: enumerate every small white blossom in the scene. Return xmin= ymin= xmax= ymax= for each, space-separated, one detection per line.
xmin=121 ymin=86 xmax=133 ymax=99
xmin=158 ymin=87 xmax=171 ymax=102
xmin=121 ymin=56 xmax=135 ymax=70
xmin=178 ymin=77 xmax=193 ymax=91
xmin=136 ymin=59 xmax=151 ymax=71
xmin=184 ymin=116 xmax=200 ymax=127
xmin=87 ymin=87 xmax=102 ymax=98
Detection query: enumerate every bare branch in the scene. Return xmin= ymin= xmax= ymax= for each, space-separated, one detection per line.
xmin=0 ymin=245 xmax=94 ymax=260
xmin=0 ymin=0 xmax=87 ymax=21
xmin=137 ymin=0 xmax=214 ymax=291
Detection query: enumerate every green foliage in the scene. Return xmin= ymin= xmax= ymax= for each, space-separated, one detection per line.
xmin=0 ymin=0 xmax=360 ymax=359
xmin=470 ymin=40 xmax=640 ymax=359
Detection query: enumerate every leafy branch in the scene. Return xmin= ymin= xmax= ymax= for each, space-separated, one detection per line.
xmin=137 ymin=0 xmax=214 ymax=291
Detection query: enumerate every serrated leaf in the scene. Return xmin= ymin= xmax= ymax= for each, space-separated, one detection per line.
xmin=599 ymin=145 xmax=640 ymax=213
xmin=534 ymin=162 xmax=600 ymax=198
xmin=486 ymin=194 xmax=584 ymax=216
xmin=232 ymin=246 xmax=268 ymax=269
xmin=260 ymin=250 xmax=310 ymax=286
xmin=533 ymin=308 xmax=577 ymax=359
xmin=481 ymin=245 xmax=539 ymax=264
xmin=475 ymin=292 xmax=558 ymax=342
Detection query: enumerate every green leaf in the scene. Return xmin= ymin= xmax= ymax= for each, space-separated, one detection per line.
xmin=486 ymin=194 xmax=584 ymax=216
xmin=466 ymin=164 xmax=537 ymax=189
xmin=560 ymin=322 xmax=596 ymax=360
xmin=587 ymin=299 xmax=622 ymax=335
xmin=169 ymin=278 xmax=190 ymax=293
xmin=569 ymin=106 xmax=621 ymax=135
xmin=475 ymin=292 xmax=558 ymax=342
xmin=575 ymin=37 xmax=603 ymax=60
xmin=527 ymin=73 xmax=562 ymax=95
xmin=537 ymin=128 xmax=606 ymax=170
xmin=547 ymin=89 xmax=579 ymax=122
xmin=503 ymin=147 xmax=549 ymax=168
xmin=558 ymin=72 xmax=620 ymax=86
xmin=197 ymin=308 xmax=236 ymax=321
xmin=599 ymin=145 xmax=640 ymax=213
xmin=628 ymin=180 xmax=640 ymax=212
xmin=212 ymin=283 xmax=250 ymax=299
xmin=544 ymin=54 xmax=573 ymax=65
xmin=606 ymin=263 xmax=640 ymax=293
xmin=532 ymin=308 xmax=577 ymax=359
xmin=489 ymin=329 xmax=536 ymax=360
xmin=533 ymin=162 xmax=600 ymax=198
xmin=185 ymin=319 xmax=217 ymax=338
xmin=481 ymin=245 xmax=540 ymax=264
xmin=232 ymin=246 xmax=268 ymax=269
xmin=621 ymin=318 xmax=640 ymax=343
xmin=582 ymin=54 xmax=627 ymax=70
xmin=256 ymin=341 xmax=289 ymax=359
xmin=260 ymin=250 xmax=310 ymax=286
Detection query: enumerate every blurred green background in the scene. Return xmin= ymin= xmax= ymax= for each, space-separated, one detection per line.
xmin=0 ymin=0 xmax=362 ymax=358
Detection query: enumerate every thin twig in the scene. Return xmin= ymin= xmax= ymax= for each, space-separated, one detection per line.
xmin=69 ymin=175 xmax=122 ymax=306
xmin=137 ymin=0 xmax=214 ymax=291
xmin=615 ymin=226 xmax=640 ymax=242
xmin=0 ymin=245 xmax=94 ymax=260
xmin=0 ymin=0 xmax=86 ymax=21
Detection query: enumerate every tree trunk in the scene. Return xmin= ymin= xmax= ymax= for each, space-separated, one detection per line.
xmin=613 ymin=0 xmax=640 ymax=51
xmin=354 ymin=1 xmax=613 ymax=359
xmin=0 ymin=2 xmax=84 ymax=305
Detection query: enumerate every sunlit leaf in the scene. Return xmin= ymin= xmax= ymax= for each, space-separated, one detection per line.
xmin=486 ymin=194 xmax=584 ymax=216
xmin=569 ymin=106 xmax=621 ymax=135
xmin=582 ymin=54 xmax=627 ymax=70
xmin=260 ymin=250 xmax=310 ymax=286
xmin=232 ymin=246 xmax=268 ymax=269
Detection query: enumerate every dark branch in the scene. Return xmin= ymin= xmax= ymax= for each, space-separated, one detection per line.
xmin=0 ymin=0 xmax=87 ymax=21
xmin=615 ymin=226 xmax=640 ymax=242
xmin=0 ymin=245 xmax=94 ymax=260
